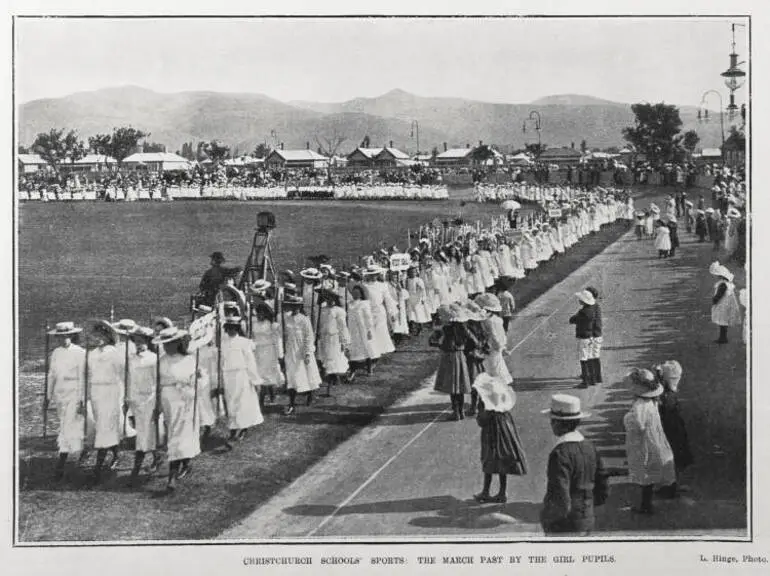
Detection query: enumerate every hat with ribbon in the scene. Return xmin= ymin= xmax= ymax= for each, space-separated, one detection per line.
xmin=472 ymin=373 xmax=516 ymax=413
xmin=709 ymin=261 xmax=734 ymax=282
xmin=47 ymin=321 xmax=83 ymax=336
xmin=154 ymin=317 xmax=175 ymax=331
xmin=300 ymin=267 xmax=323 ymax=281
xmin=625 ymin=368 xmax=663 ymax=398
xmin=152 ymin=326 xmax=189 ymax=345
xmin=541 ymin=394 xmax=590 ymax=420
xmin=131 ymin=326 xmax=156 ymax=340
xmin=250 ymin=279 xmax=272 ymax=294
xmin=475 ymin=293 xmax=502 ymax=313
xmin=111 ymin=319 xmax=138 ymax=335
xmin=282 ymin=294 xmax=305 ymax=307
xmin=223 ymin=316 xmax=243 ymax=326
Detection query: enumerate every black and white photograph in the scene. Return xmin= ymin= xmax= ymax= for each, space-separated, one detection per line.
xmin=5 ymin=2 xmax=766 ymax=572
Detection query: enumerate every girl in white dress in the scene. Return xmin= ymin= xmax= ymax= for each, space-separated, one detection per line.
xmin=347 ymin=285 xmax=376 ymax=375
xmin=281 ymin=295 xmax=322 ymax=415
xmin=654 ymin=221 xmax=671 ymax=258
xmin=709 ymin=262 xmax=742 ymax=344
xmin=363 ymin=268 xmax=397 ymax=358
xmin=46 ymin=322 xmax=87 ymax=480
xmin=316 ymin=289 xmax=351 ymax=393
xmin=406 ymin=264 xmax=432 ymax=333
xmin=387 ymin=270 xmax=410 ymax=344
xmin=251 ymin=302 xmax=284 ymax=407
xmin=154 ymin=327 xmax=202 ymax=492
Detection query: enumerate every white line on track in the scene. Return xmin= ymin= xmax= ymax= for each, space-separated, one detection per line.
xmin=306 ymin=230 xmax=636 ymax=537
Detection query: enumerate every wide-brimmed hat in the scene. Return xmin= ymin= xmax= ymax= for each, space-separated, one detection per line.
xmin=362 ymin=264 xmax=387 ymax=276
xmin=705 ymin=207 xmax=715 ymax=214
xmin=111 ymin=318 xmax=138 ymax=335
xmin=154 ymin=317 xmax=175 ymax=331
xmin=576 ymin=290 xmax=596 ymax=306
xmin=47 ymin=321 xmax=82 ymax=336
xmin=709 ymin=261 xmax=734 ymax=282
xmin=300 ymin=267 xmax=323 ymax=281
xmin=335 ymin=270 xmax=351 ymax=280
xmin=461 ymin=300 xmax=488 ymax=321
xmin=152 ymin=326 xmax=189 ymax=345
xmin=249 ymin=279 xmax=272 ymax=294
xmin=436 ymin=304 xmax=455 ymax=324
xmin=473 ymin=373 xmax=516 ymax=413
xmin=223 ymin=316 xmax=242 ymax=326
xmin=319 ymin=264 xmax=335 ymax=274
xmin=541 ymin=394 xmax=590 ymax=420
xmin=727 ymin=207 xmax=742 ymax=219
xmin=210 ymin=251 xmax=226 ymax=263
xmin=475 ymin=293 xmax=502 ymax=313
xmin=626 ymin=368 xmax=663 ymax=398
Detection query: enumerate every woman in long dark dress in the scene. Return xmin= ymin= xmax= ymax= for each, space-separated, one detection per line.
xmin=430 ymin=304 xmax=475 ymax=421
xmin=654 ymin=360 xmax=692 ymax=498
xmin=473 ymin=373 xmax=528 ymax=503
xmin=461 ymin=300 xmax=489 ymax=416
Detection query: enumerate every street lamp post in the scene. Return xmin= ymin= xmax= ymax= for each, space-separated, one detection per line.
xmin=698 ymin=90 xmax=726 ymax=164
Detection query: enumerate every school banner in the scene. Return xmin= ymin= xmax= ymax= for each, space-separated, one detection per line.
xmin=187 ymin=311 xmax=217 ymax=351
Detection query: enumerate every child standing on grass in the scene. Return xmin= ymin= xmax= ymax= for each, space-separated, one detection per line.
xmin=472 ymin=374 xmax=528 ymax=504
xmin=623 ymin=368 xmax=676 ymax=515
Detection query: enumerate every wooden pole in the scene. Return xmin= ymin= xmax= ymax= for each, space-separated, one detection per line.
xmin=155 ymin=340 xmax=161 ymax=449
xmin=123 ymin=338 xmax=129 ymax=437
xmin=83 ymin=331 xmax=90 ymax=440
xmin=42 ymin=325 xmax=50 ymax=440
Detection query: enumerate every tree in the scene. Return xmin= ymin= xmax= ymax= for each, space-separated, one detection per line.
xmin=106 ymin=126 xmax=149 ymax=169
xmin=18 ymin=145 xmax=29 ymax=155
xmin=680 ymin=130 xmax=700 ymax=155
xmin=470 ymin=144 xmax=496 ymax=166
xmin=314 ymin=129 xmax=347 ymax=158
xmin=32 ymin=128 xmax=86 ymax=177
xmin=361 ymin=134 xmax=371 ymax=148
xmin=623 ymin=102 xmax=683 ymax=165
xmin=253 ymin=143 xmax=270 ymax=159
xmin=580 ymin=139 xmax=587 ymax=153
xmin=203 ymin=140 xmax=230 ymax=165
xmin=143 ymin=141 xmax=166 ymax=153
xmin=430 ymin=146 xmax=439 ymax=159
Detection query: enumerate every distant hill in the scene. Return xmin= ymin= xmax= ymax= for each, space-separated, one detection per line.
xmin=19 ymin=86 xmax=725 ymax=155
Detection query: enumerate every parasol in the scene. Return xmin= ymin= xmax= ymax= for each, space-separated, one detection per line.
xmin=502 ymin=200 xmax=521 ymax=211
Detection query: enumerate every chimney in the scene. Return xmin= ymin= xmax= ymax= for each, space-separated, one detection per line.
xmin=136 ymin=142 xmax=145 ymax=154
xmin=389 ymin=140 xmax=393 ymax=148
xmin=280 ymin=142 xmax=284 ymax=150
xmin=306 ymin=142 xmax=310 ymax=150
xmin=466 ymin=143 xmax=470 ymax=149
xmin=479 ymin=140 xmax=483 ymax=147
xmin=443 ymin=142 xmax=447 ymax=152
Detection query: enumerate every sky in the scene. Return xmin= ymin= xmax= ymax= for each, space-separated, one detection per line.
xmin=15 ymin=16 xmax=749 ymax=106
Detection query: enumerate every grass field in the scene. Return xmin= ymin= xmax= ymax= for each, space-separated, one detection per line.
xmin=18 ymin=195 xmax=506 ymax=367
xmin=16 ymin=185 xmax=651 ymax=541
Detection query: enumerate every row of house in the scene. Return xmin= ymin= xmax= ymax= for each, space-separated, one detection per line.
xmin=18 ymin=152 xmax=194 ymax=175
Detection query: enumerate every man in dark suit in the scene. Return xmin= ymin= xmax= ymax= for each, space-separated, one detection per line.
xmin=569 ymin=290 xmax=597 ymax=388
xmin=540 ymin=394 xmax=609 ymax=535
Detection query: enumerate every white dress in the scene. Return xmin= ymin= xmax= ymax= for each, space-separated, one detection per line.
xmin=48 ymin=344 xmax=87 ymax=453
xmin=196 ymin=345 xmax=220 ymax=427
xmin=387 ymin=282 xmax=410 ymax=335
xmin=251 ymin=320 xmax=285 ymax=387
xmin=497 ymin=245 xmax=515 ymax=278
xmin=623 ymin=399 xmax=676 ymax=486
xmin=221 ymin=333 xmax=264 ymax=430
xmin=347 ymin=299 xmax=376 ymax=362
xmin=406 ymin=276 xmax=432 ymax=323
xmin=521 ymin=237 xmax=538 ymax=270
xmin=317 ymin=304 xmax=351 ymax=375
xmin=364 ymin=281 xmax=396 ymax=356
xmin=127 ymin=350 xmax=161 ymax=452
xmin=89 ymin=345 xmax=123 ymax=449
xmin=654 ymin=225 xmax=671 ymax=252
xmin=481 ymin=316 xmax=512 ymax=384
xmin=159 ymin=353 xmax=201 ymax=461
xmin=711 ymin=280 xmax=742 ymax=327
xmin=283 ymin=313 xmax=322 ymax=393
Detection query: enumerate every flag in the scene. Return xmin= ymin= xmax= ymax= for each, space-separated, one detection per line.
xmin=188 ymin=311 xmax=217 ymax=351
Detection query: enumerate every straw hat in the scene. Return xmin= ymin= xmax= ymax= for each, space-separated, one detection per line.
xmin=152 ymin=326 xmax=189 ymax=345
xmin=541 ymin=394 xmax=590 ymax=420
xmin=575 ymin=290 xmax=596 ymax=306
xmin=705 ymin=207 xmax=715 ymax=214
xmin=475 ymin=293 xmax=502 ymax=313
xmin=625 ymin=368 xmax=663 ymax=398
xmin=250 ymin=279 xmax=272 ymax=294
xmin=727 ymin=207 xmax=742 ymax=219
xmin=335 ymin=270 xmax=351 ymax=280
xmin=131 ymin=326 xmax=155 ymax=340
xmin=472 ymin=373 xmax=516 ymax=413
xmin=462 ymin=300 xmax=488 ymax=321
xmin=300 ymin=267 xmax=323 ymax=281
xmin=363 ymin=264 xmax=387 ymax=276
xmin=282 ymin=294 xmax=304 ymax=307
xmin=196 ymin=304 xmax=213 ymax=314
xmin=47 ymin=321 xmax=82 ymax=336
xmin=154 ymin=317 xmax=175 ymax=330
xmin=223 ymin=316 xmax=243 ymax=326
xmin=319 ymin=264 xmax=335 ymax=274
xmin=111 ymin=319 xmax=138 ymax=335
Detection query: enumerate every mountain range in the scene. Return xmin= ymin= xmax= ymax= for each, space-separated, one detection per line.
xmin=18 ymin=86 xmax=725 ymax=155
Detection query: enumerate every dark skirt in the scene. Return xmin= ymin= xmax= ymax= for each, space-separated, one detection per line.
xmin=465 ymin=355 xmax=486 ymax=385
xmin=478 ymin=410 xmax=528 ymax=475
xmin=658 ymin=392 xmax=693 ymax=469
xmin=434 ymin=350 xmax=471 ymax=395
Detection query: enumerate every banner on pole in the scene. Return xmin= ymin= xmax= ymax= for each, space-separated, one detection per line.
xmin=389 ymin=253 xmax=412 ymax=272
xmin=548 ymin=208 xmax=563 ymax=218
xmin=188 ymin=311 xmax=217 ymax=351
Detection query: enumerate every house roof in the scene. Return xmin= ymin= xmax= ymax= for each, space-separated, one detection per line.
xmin=539 ymin=147 xmax=582 ymax=158
xmin=376 ymin=147 xmax=410 ymax=160
xmin=348 ymin=147 xmax=383 ymax=160
xmin=18 ymin=153 xmax=47 ymax=165
xmin=124 ymin=152 xmax=191 ymax=163
xmin=436 ymin=148 xmax=473 ymax=159
xmin=701 ymin=148 xmax=722 ymax=157
xmin=74 ymin=154 xmax=117 ymax=164
xmin=268 ymin=149 xmax=328 ymax=162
